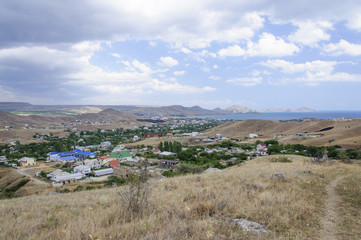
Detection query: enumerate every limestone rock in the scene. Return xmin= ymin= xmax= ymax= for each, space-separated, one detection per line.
xmin=233 ymin=219 xmax=267 ymax=233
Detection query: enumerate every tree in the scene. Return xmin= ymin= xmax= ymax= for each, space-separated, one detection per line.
xmin=118 ymin=159 xmax=151 ymax=220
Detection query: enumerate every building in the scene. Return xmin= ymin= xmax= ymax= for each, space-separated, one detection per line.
xmin=109 ymin=151 xmax=132 ymax=161
xmin=113 ymin=166 xmax=130 ymax=178
xmin=98 ymin=155 xmax=116 ymax=166
xmin=18 ymin=157 xmax=36 ymax=167
xmin=108 ymin=160 xmax=120 ymax=168
xmin=84 ymin=159 xmax=101 ymax=169
xmin=74 ymin=165 xmax=91 ymax=176
xmin=47 ymin=169 xmax=83 ymax=182
xmin=144 ymin=133 xmax=163 ymax=138
xmin=47 ymin=149 xmax=95 ymax=162
xmin=249 ymin=133 xmax=259 ymax=139
xmin=93 ymin=168 xmax=113 ymax=176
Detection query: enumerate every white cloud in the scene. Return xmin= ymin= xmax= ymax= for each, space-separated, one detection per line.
xmin=260 ymin=59 xmax=336 ymax=74
xmin=218 ymin=45 xmax=245 ymax=57
xmin=111 ymin=53 xmax=121 ymax=58
xmin=173 ymin=70 xmax=185 ymax=75
xmin=218 ymin=33 xmax=299 ymax=58
xmin=323 ymin=40 xmax=361 ymax=56
xmin=260 ymin=59 xmax=361 ymax=85
xmin=157 ymin=56 xmax=179 ymax=67
xmin=247 ymin=33 xmax=299 ymax=57
xmin=288 ymin=21 xmax=332 ymax=47
xmin=226 ymin=77 xmax=262 ymax=86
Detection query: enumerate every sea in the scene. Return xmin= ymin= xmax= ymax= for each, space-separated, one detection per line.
xmin=202 ymin=111 xmax=361 ymax=121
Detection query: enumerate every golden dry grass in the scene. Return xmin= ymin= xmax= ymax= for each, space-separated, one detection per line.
xmin=0 ymin=156 xmax=360 ymax=239
xmin=205 ymin=119 xmax=361 ymax=149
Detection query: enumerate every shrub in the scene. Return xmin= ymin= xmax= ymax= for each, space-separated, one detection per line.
xmin=270 ymin=157 xmax=292 ymax=163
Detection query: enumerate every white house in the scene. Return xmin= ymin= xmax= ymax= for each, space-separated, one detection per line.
xmin=74 ymin=165 xmax=91 ymax=176
xmin=84 ymin=159 xmax=101 ymax=169
xmin=47 ymin=169 xmax=83 ymax=182
xmin=100 ymin=141 xmax=112 ymax=149
xmin=18 ymin=157 xmax=36 ymax=167
xmin=249 ymin=133 xmax=259 ymax=139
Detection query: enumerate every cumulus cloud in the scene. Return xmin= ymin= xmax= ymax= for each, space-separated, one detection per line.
xmin=218 ymin=33 xmax=299 ymax=58
xmin=323 ymin=40 xmax=361 ymax=56
xmin=157 ymin=56 xmax=179 ymax=67
xmin=247 ymin=33 xmax=299 ymax=57
xmin=226 ymin=77 xmax=262 ymax=86
xmin=288 ymin=21 xmax=332 ymax=47
xmin=218 ymin=45 xmax=245 ymax=57
xmin=260 ymin=59 xmax=361 ymax=85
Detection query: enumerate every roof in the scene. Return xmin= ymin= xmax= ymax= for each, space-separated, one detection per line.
xmin=109 ymin=151 xmax=132 ymax=159
xmin=59 ymin=156 xmax=78 ymax=161
xmin=98 ymin=155 xmax=113 ymax=160
xmin=93 ymin=168 xmax=113 ymax=174
xmin=108 ymin=160 xmax=120 ymax=168
xmin=74 ymin=165 xmax=90 ymax=170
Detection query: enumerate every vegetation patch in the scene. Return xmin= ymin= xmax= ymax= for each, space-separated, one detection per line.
xmin=270 ymin=157 xmax=292 ymax=163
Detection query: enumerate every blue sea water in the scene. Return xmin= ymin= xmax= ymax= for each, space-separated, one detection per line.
xmin=203 ymin=111 xmax=361 ymax=121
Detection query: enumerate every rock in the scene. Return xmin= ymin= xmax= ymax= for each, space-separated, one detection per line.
xmin=203 ymin=168 xmax=221 ymax=173
xmin=233 ymin=219 xmax=267 ymax=233
xmin=270 ymin=173 xmax=285 ymax=180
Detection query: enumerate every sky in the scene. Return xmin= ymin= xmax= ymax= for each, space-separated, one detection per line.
xmin=1 ymin=0 xmax=361 ymax=111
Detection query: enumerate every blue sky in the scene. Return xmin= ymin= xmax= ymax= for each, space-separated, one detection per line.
xmin=1 ymin=0 xmax=361 ymax=111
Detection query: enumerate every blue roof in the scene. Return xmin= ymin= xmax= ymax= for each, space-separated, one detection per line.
xmin=49 ymin=152 xmax=58 ymax=155
xmin=59 ymin=156 xmax=78 ymax=161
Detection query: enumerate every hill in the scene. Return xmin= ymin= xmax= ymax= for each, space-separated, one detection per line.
xmin=205 ymin=119 xmax=361 ymax=149
xmin=0 ymin=156 xmax=360 ymax=239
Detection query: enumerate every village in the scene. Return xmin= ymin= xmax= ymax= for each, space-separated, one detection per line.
xmin=0 ymin=130 xmax=272 ymax=191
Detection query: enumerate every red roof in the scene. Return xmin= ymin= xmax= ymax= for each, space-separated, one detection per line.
xmin=260 ymin=143 xmax=266 ymax=146
xmin=109 ymin=160 xmax=120 ymax=168
xmin=98 ymin=155 xmax=113 ymax=160
xmin=153 ymin=148 xmax=161 ymax=153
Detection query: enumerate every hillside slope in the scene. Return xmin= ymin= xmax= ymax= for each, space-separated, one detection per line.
xmin=205 ymin=119 xmax=361 ymax=148
xmin=0 ymin=156 xmax=360 ymax=239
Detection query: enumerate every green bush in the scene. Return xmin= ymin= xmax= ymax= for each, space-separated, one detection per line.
xmin=270 ymin=157 xmax=292 ymax=163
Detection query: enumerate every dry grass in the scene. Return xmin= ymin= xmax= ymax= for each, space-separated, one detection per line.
xmin=336 ymin=172 xmax=361 ymax=240
xmin=0 ymin=155 xmax=360 ymax=239
xmin=205 ymin=119 xmax=361 ymax=149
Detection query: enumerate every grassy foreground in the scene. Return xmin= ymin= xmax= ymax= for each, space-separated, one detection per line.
xmin=0 ymin=155 xmax=360 ymax=239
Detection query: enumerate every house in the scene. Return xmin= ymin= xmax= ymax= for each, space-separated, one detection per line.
xmin=166 ymin=133 xmax=173 ymax=138
xmin=144 ymin=133 xmax=162 ymax=138
xmin=108 ymin=160 xmax=120 ymax=168
xmin=249 ymin=133 xmax=259 ymax=139
xmin=132 ymin=135 xmax=140 ymax=141
xmin=74 ymin=165 xmax=91 ymax=176
xmin=256 ymin=143 xmax=268 ymax=152
xmin=113 ymin=166 xmax=130 ymax=178
xmin=109 ymin=151 xmax=132 ymax=161
xmin=47 ymin=169 xmax=83 ymax=182
xmin=159 ymin=159 xmax=179 ymax=169
xmin=47 ymin=149 xmax=95 ymax=162
xmin=153 ymin=148 xmax=161 ymax=154
xmin=18 ymin=157 xmax=36 ymax=167
xmin=160 ymin=151 xmax=176 ymax=156
xmin=93 ymin=168 xmax=113 ymax=176
xmin=97 ymin=155 xmax=115 ymax=165
xmin=84 ymin=159 xmax=101 ymax=169
xmin=100 ymin=141 xmax=112 ymax=149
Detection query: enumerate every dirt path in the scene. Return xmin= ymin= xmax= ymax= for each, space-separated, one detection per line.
xmin=17 ymin=167 xmax=49 ymax=186
xmin=319 ymin=176 xmax=344 ymax=240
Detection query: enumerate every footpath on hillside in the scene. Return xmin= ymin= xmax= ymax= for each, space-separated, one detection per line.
xmin=318 ymin=176 xmax=344 ymax=240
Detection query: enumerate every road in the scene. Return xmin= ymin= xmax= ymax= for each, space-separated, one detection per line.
xmin=16 ymin=166 xmax=50 ymax=186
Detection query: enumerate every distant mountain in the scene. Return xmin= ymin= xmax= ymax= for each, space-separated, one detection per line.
xmin=294 ymin=107 xmax=317 ymax=112
xmin=223 ymin=105 xmax=257 ymax=114
xmin=0 ymin=109 xmax=140 ymax=128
